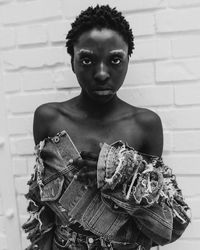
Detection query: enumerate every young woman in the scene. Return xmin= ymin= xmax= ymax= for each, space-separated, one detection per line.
xmin=23 ymin=5 xmax=190 ymax=250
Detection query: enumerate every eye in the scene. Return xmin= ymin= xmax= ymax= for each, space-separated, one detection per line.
xmin=81 ymin=57 xmax=92 ymax=65
xmin=111 ymin=57 xmax=121 ymax=65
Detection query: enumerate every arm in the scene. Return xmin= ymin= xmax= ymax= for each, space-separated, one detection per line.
xmin=138 ymin=109 xmax=163 ymax=157
xmin=22 ymin=104 xmax=58 ymax=250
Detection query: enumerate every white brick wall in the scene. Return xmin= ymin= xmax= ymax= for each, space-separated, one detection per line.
xmin=0 ymin=0 xmax=200 ymax=249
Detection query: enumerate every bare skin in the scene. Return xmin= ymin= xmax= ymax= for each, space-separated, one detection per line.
xmin=33 ymin=28 xmax=163 ymax=186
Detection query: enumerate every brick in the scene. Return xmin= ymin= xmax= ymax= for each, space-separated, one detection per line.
xmin=186 ymin=197 xmax=200 ymax=219
xmin=173 ymin=131 xmax=200 ymax=151
xmin=62 ymin=0 xmax=103 ymax=18
xmin=17 ymin=195 xmax=28 ymax=215
xmin=163 ymin=132 xmax=173 ymax=152
xmin=53 ymin=69 xmax=78 ymax=89
xmin=66 ymin=89 xmax=81 ymax=100
xmin=126 ymin=13 xmax=155 ymax=37
xmin=158 ymin=108 xmax=200 ymax=129
xmin=163 ymin=154 xmax=200 ymax=175
xmin=177 ymin=176 xmax=200 ymax=197
xmin=47 ymin=21 xmax=71 ymax=43
xmin=0 ymin=27 xmax=15 ymax=49
xmin=14 ymin=177 xmax=29 ymax=194
xmin=27 ymin=156 xmax=35 ymax=175
xmin=16 ymin=24 xmax=47 ymax=46
xmin=2 ymin=0 xmax=62 ymax=24
xmin=0 ymin=74 xmax=3 ymax=92
xmin=132 ymin=38 xmax=171 ymax=62
xmin=156 ymin=59 xmax=200 ymax=82
xmin=156 ymin=8 xmax=200 ymax=33
xmin=181 ymin=220 xmax=200 ymax=239
xmin=8 ymin=92 xmax=67 ymax=113
xmin=0 ymin=199 xmax=2 ymax=216
xmin=168 ymin=0 xmax=200 ymax=8
xmin=3 ymin=73 xmax=21 ymax=93
xmin=12 ymin=158 xmax=27 ymax=176
xmin=21 ymin=70 xmax=54 ymax=91
xmin=118 ymin=86 xmax=173 ymax=107
xmin=10 ymin=137 xmax=34 ymax=155
xmin=0 ymin=217 xmax=5 ymax=232
xmin=62 ymin=0 xmax=166 ymax=18
xmin=100 ymin=0 xmax=167 ymax=13
xmin=0 ymin=234 xmax=7 ymax=250
xmin=3 ymin=47 xmax=67 ymax=70
xmin=175 ymin=83 xmax=200 ymax=105
xmin=161 ymin=240 xmax=200 ymax=250
xmin=8 ymin=115 xmax=33 ymax=135
xmin=21 ymin=233 xmax=30 ymax=250
xmin=124 ymin=62 xmax=155 ymax=86
xmin=172 ymin=35 xmax=200 ymax=58
xmin=0 ymin=0 xmax=12 ymax=3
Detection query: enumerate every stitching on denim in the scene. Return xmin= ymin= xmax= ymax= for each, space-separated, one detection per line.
xmin=102 ymin=193 xmax=172 ymax=230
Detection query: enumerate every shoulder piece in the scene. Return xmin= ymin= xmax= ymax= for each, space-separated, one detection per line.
xmin=97 ymin=141 xmax=190 ymax=224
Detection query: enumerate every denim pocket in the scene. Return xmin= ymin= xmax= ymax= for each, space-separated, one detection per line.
xmin=40 ymin=175 xmax=64 ymax=202
xmin=82 ymin=193 xmax=128 ymax=239
xmin=131 ymin=203 xmax=173 ymax=245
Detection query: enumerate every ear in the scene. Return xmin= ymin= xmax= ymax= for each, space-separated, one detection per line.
xmin=71 ymin=57 xmax=75 ymax=73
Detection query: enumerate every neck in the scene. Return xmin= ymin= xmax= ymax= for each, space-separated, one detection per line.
xmin=76 ymin=91 xmax=120 ymax=117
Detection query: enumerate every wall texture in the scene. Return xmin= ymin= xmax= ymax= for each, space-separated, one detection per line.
xmin=0 ymin=0 xmax=200 ymax=249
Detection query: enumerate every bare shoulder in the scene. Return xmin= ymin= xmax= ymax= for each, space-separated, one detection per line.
xmin=33 ymin=102 xmax=61 ymax=144
xmin=135 ymin=107 xmax=162 ymax=129
xmin=134 ymin=107 xmax=163 ymax=157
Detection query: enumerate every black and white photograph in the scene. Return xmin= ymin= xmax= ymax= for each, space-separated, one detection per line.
xmin=0 ymin=1 xmax=199 ymax=250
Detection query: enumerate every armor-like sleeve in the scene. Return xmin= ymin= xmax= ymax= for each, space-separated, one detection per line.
xmin=22 ymin=141 xmax=55 ymax=250
xmin=22 ymin=131 xmax=81 ymax=250
xmin=97 ymin=141 xmax=191 ymax=246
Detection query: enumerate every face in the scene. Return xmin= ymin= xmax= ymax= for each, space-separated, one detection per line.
xmin=72 ymin=28 xmax=129 ymax=104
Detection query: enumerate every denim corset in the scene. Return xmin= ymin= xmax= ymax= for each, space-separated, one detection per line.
xmin=26 ymin=131 xmax=190 ymax=250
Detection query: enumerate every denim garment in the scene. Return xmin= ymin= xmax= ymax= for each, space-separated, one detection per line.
xmin=52 ymin=225 xmax=141 ymax=250
xmin=23 ymin=131 xmax=190 ymax=250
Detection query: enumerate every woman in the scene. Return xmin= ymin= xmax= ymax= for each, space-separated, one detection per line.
xmin=23 ymin=5 xmax=190 ymax=250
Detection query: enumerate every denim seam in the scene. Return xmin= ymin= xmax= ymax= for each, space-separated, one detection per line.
xmin=138 ymin=210 xmax=172 ymax=231
xmin=140 ymin=207 xmax=172 ymax=229
xmin=102 ymin=193 xmax=172 ymax=229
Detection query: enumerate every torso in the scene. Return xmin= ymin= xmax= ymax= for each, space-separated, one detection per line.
xmin=33 ymin=95 xmax=163 ymax=235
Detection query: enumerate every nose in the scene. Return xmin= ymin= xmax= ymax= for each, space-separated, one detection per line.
xmin=94 ymin=62 xmax=110 ymax=82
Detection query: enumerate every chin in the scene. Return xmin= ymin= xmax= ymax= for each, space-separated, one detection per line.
xmin=91 ymin=93 xmax=115 ymax=104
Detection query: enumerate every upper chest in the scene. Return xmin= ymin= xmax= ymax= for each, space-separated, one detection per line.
xmin=52 ymin=111 xmax=145 ymax=154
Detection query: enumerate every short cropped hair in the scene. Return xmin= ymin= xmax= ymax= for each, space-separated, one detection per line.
xmin=66 ymin=5 xmax=134 ymax=57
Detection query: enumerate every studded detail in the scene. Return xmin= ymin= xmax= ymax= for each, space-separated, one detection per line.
xmin=54 ymin=136 xmax=60 ymax=143
xmin=88 ymin=237 xmax=94 ymax=243
xmin=33 ymin=244 xmax=39 ymax=250
xmin=68 ymin=172 xmax=74 ymax=178
xmin=113 ymin=204 xmax=119 ymax=209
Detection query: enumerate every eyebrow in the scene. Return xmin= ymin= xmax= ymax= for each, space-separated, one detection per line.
xmin=109 ymin=50 xmax=127 ymax=55
xmin=77 ymin=49 xmax=94 ymax=55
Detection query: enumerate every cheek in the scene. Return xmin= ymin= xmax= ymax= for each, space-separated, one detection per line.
xmin=114 ymin=63 xmax=128 ymax=80
xmin=74 ymin=69 xmax=93 ymax=89
xmin=73 ymin=62 xmax=92 ymax=81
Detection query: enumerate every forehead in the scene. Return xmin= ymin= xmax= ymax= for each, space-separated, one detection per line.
xmin=74 ymin=28 xmax=128 ymax=53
